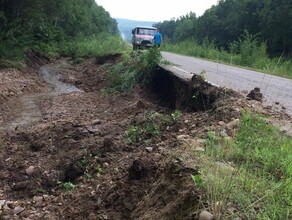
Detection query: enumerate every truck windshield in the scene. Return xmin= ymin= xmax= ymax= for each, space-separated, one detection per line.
xmin=137 ymin=28 xmax=156 ymax=36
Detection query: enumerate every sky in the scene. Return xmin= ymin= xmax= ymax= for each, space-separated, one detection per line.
xmin=95 ymin=0 xmax=219 ymax=22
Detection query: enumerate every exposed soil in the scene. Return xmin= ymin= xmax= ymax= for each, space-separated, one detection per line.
xmin=0 ymin=53 xmax=291 ymax=219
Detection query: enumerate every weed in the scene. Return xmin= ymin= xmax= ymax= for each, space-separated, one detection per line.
xmin=63 ymin=182 xmax=76 ymax=191
xmin=95 ymin=164 xmax=103 ymax=174
xmin=126 ymin=110 xmax=178 ymax=143
xmin=191 ymin=174 xmax=203 ymax=186
xmin=171 ymin=110 xmax=182 ymax=122
xmin=199 ymin=70 xmax=206 ymax=80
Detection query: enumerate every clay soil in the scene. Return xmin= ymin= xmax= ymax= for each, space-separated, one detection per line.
xmin=0 ymin=54 xmax=291 ymax=219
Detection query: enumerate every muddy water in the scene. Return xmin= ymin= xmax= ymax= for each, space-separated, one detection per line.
xmin=40 ymin=65 xmax=81 ymax=95
xmin=0 ymin=64 xmax=81 ymax=131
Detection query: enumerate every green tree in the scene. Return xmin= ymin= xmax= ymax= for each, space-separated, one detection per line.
xmin=173 ymin=12 xmax=196 ymax=42
xmin=0 ymin=0 xmax=119 ymax=63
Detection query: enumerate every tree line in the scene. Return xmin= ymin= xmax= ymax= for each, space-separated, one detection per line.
xmin=0 ymin=0 xmax=119 ymax=64
xmin=154 ymin=0 xmax=292 ymax=57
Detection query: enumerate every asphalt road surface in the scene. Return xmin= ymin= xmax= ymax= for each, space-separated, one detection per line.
xmin=162 ymin=51 xmax=292 ymax=116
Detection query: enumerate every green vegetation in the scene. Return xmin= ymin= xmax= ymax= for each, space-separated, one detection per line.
xmin=194 ymin=112 xmax=292 ymax=219
xmin=163 ymin=38 xmax=292 ymax=79
xmin=61 ymin=34 xmax=130 ymax=59
xmin=63 ymin=182 xmax=76 ymax=191
xmin=103 ymin=46 xmax=162 ymax=93
xmin=155 ymin=0 xmax=292 ymax=78
xmin=0 ymin=0 xmax=122 ymax=66
xmin=126 ymin=110 xmax=181 ymax=143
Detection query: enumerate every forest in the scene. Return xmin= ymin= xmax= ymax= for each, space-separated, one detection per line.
xmin=154 ymin=0 xmax=292 ymax=58
xmin=0 ymin=0 xmax=120 ymax=66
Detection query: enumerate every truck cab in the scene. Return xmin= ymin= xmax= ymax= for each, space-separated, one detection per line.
xmin=131 ymin=26 xmax=157 ymax=50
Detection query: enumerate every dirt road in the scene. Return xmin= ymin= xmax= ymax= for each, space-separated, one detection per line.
xmin=0 ymin=54 xmax=290 ymax=219
xmin=162 ymin=51 xmax=292 ymax=116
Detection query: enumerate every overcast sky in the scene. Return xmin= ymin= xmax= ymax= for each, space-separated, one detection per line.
xmin=95 ymin=0 xmax=219 ymax=22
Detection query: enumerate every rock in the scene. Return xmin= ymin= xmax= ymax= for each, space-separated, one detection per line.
xmin=226 ymin=119 xmax=240 ymax=130
xmin=195 ymin=147 xmax=205 ymax=152
xmin=0 ymin=200 xmax=6 ymax=208
xmin=199 ymin=210 xmax=214 ymax=220
xmin=103 ymin=162 xmax=109 ymax=167
xmin=177 ymin=134 xmax=190 ymax=141
xmin=153 ymin=153 xmax=161 ymax=162
xmin=92 ymin=119 xmax=101 ymax=125
xmin=218 ymin=121 xmax=225 ymax=126
xmin=247 ymin=87 xmax=263 ymax=101
xmin=13 ymin=206 xmax=25 ymax=215
xmin=6 ymin=201 xmax=14 ymax=209
xmin=227 ymin=206 xmax=237 ymax=213
xmin=158 ymin=146 xmax=165 ymax=152
xmin=219 ymin=130 xmax=228 ymax=137
xmin=145 ymin=147 xmax=153 ymax=153
xmin=216 ymin=161 xmax=235 ymax=171
xmin=25 ymin=166 xmax=35 ymax=175
xmin=33 ymin=196 xmax=43 ymax=203
xmin=190 ymin=138 xmax=206 ymax=147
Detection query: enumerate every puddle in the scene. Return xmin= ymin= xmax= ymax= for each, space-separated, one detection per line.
xmin=0 ymin=64 xmax=81 ymax=132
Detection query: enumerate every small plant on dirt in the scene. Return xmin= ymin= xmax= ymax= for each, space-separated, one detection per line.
xmin=78 ymin=156 xmax=89 ymax=168
xmin=126 ymin=111 xmax=176 ymax=143
xmin=95 ymin=164 xmax=104 ymax=174
xmin=84 ymin=172 xmax=93 ymax=179
xmin=171 ymin=110 xmax=182 ymax=123
xmin=63 ymin=182 xmax=76 ymax=191
xmin=126 ymin=125 xmax=142 ymax=142
xmin=199 ymin=70 xmax=206 ymax=80
xmin=191 ymin=174 xmax=203 ymax=186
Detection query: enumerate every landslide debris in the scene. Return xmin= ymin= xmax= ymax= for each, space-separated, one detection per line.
xmin=0 ymin=53 xmax=290 ymax=219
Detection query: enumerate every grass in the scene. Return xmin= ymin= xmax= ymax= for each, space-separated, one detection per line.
xmin=163 ymin=41 xmax=292 ymax=79
xmin=102 ymin=46 xmax=162 ymax=94
xmin=65 ymin=33 xmax=131 ymax=58
xmin=194 ymin=112 xmax=292 ymax=219
xmin=0 ymin=33 xmax=131 ymax=67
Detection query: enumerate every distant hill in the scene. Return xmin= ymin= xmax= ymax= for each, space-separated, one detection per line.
xmin=115 ymin=18 xmax=156 ymax=43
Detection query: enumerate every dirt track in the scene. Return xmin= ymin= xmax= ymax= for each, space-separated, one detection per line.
xmin=0 ymin=55 xmax=291 ymax=219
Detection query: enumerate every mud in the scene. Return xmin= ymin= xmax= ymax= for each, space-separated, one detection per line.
xmin=0 ymin=53 xmax=291 ymax=219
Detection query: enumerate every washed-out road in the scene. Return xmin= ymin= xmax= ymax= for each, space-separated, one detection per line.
xmin=162 ymin=51 xmax=292 ymax=116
